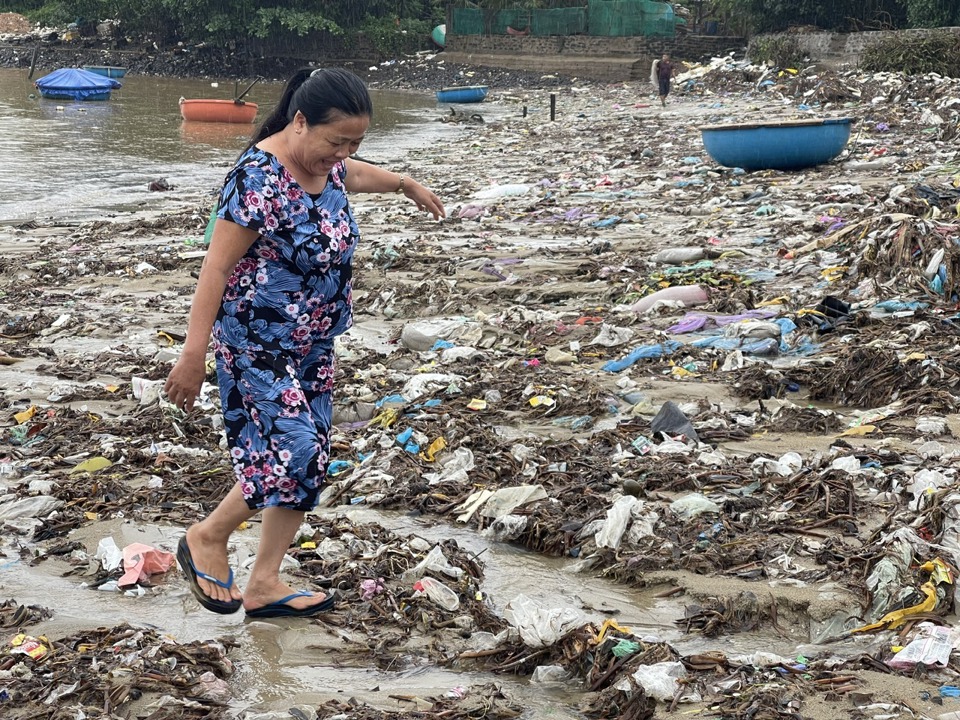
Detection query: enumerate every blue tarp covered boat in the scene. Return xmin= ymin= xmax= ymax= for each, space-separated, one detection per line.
xmin=700 ymin=118 xmax=855 ymax=171
xmin=35 ymin=68 xmax=122 ymax=101
xmin=436 ymin=85 xmax=488 ymax=104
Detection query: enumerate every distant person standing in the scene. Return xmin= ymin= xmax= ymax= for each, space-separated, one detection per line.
xmin=652 ymin=53 xmax=674 ymax=107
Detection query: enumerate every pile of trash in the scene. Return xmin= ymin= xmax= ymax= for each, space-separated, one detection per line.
xmin=1 ymin=622 xmax=236 ymax=719
xmin=287 ymin=517 xmax=509 ymax=661
xmin=4 ymin=55 xmax=960 ymax=718
xmin=316 ymin=683 xmax=523 ymax=720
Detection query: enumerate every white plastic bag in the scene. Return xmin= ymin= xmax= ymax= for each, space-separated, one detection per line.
xmin=95 ymin=536 xmax=124 ymax=572
xmin=629 ymin=661 xmax=689 ymax=701
xmin=595 ymin=495 xmax=638 ymax=549
xmin=403 ymin=545 xmax=464 ymax=581
xmin=503 ymin=594 xmax=585 ymax=648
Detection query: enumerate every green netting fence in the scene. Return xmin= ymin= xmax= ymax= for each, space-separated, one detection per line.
xmin=451 ymin=1 xmax=674 ymax=37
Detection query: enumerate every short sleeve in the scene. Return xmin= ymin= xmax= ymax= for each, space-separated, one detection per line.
xmin=217 ymin=160 xmax=279 ymax=234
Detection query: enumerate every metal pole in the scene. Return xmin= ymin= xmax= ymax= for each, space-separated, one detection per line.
xmin=28 ymin=44 xmax=40 ymax=80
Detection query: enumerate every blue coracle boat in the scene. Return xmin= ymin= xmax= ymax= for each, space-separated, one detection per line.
xmin=35 ymin=67 xmax=121 ymax=101
xmin=83 ymin=65 xmax=127 ymax=79
xmin=700 ymin=118 xmax=855 ymax=171
xmin=436 ymin=85 xmax=488 ymax=104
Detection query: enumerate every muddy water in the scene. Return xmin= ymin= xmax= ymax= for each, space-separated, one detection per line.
xmin=0 ymin=68 xmax=456 ymax=222
xmin=1 ymin=499 xmax=810 ymax=717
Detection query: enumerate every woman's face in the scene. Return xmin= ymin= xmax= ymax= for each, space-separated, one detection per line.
xmin=292 ymin=111 xmax=370 ymax=177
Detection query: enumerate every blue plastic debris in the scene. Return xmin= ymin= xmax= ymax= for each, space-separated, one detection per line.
xmin=873 ymin=300 xmax=929 ymax=313
xmin=327 ymin=460 xmax=355 ymax=476
xmin=602 ymin=341 xmax=682 ymax=372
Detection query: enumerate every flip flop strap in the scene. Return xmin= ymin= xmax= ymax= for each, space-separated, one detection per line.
xmin=191 ymin=564 xmax=234 ymax=590
xmin=273 ymin=591 xmax=314 ymax=605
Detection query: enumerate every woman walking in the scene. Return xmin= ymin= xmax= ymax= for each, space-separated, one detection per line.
xmin=164 ymin=67 xmax=444 ymax=618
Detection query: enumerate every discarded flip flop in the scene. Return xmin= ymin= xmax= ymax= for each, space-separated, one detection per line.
xmin=245 ymin=589 xmax=336 ymax=619
xmin=176 ymin=536 xmax=242 ymax=615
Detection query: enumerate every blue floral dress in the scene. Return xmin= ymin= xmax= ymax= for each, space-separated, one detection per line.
xmin=211 ymin=147 xmax=358 ymax=511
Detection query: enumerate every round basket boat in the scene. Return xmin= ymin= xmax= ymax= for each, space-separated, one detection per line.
xmin=700 ymin=117 xmax=855 ymax=171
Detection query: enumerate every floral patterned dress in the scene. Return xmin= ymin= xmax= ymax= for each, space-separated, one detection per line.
xmin=211 ymin=147 xmax=359 ymax=511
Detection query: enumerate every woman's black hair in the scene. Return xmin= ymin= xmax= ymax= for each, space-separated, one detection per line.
xmin=245 ymin=67 xmax=372 ymax=151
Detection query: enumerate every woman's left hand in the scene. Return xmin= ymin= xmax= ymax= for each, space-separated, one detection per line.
xmin=403 ymin=178 xmax=446 ymax=220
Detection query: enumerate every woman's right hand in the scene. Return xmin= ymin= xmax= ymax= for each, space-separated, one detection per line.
xmin=164 ymin=352 xmax=208 ymax=413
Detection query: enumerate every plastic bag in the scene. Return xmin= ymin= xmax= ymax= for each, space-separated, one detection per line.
xmin=414 ymin=577 xmax=460 ymax=611
xmin=530 ymin=665 xmax=571 ymax=684
xmin=202 ymin=206 xmax=217 ymax=245
xmin=887 ymin=622 xmax=954 ymax=670
xmin=403 ymin=545 xmax=464 ymax=581
xmin=630 ymin=285 xmax=708 ymax=313
xmin=650 ymin=400 xmax=699 ymax=443
xmin=627 ymin=661 xmax=693 ymax=702
xmin=670 ymin=493 xmax=720 ymax=519
xmin=503 ymin=594 xmax=585 ymax=649
xmin=595 ymin=495 xmax=638 ymax=549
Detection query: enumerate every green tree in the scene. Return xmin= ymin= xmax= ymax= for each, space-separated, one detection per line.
xmin=905 ymin=0 xmax=960 ymax=27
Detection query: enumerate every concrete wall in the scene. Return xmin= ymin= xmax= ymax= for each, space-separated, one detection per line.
xmin=754 ymin=26 xmax=960 ymax=67
xmin=445 ymin=33 xmax=745 ymax=81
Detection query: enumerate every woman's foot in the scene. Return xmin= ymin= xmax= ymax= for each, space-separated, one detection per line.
xmin=243 ymin=579 xmax=331 ymax=614
xmin=182 ymin=524 xmax=243 ymax=606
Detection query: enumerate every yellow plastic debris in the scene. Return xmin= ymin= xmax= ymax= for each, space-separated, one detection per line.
xmin=421 ymin=437 xmax=447 ymax=462
xmin=370 ymin=406 xmax=401 ymax=428
xmin=529 ymin=395 xmax=556 ymax=408
xmin=849 ymin=559 xmax=953 ymax=634
xmin=836 ymin=425 xmax=877 ymax=438
xmin=70 ymin=457 xmax=113 ymax=474
xmin=11 ymin=634 xmax=49 ymax=660
xmin=466 ymin=398 xmax=487 ymax=411
xmin=300 ymin=541 xmax=317 ymax=550
xmin=14 ymin=406 xmax=37 ymax=425
xmin=821 ymin=266 xmax=848 ymax=283
xmin=156 ymin=331 xmax=178 ymax=346
xmin=593 ymin=618 xmax=633 ymax=644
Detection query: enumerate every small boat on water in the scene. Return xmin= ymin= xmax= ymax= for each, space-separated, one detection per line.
xmin=436 ymin=85 xmax=488 ymax=104
xmin=431 ymin=24 xmax=446 ymax=48
xmin=700 ymin=117 xmax=855 ymax=171
xmin=179 ymin=98 xmax=258 ymax=124
xmin=83 ymin=65 xmax=127 ymax=79
xmin=34 ymin=67 xmax=121 ymax=101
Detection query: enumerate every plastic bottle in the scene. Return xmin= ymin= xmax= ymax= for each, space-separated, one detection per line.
xmin=416 ymin=577 xmax=460 ymax=611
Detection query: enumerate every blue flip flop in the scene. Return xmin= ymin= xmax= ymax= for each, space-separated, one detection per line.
xmin=176 ymin=536 xmax=242 ymax=615
xmin=245 ymin=589 xmax=337 ymax=619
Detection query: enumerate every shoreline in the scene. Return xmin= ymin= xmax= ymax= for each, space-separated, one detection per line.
xmin=0 ymin=38 xmax=578 ymax=92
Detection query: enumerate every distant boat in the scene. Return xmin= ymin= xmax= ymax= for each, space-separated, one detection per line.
xmin=431 ymin=24 xmax=446 ymax=48
xmin=700 ymin=117 xmax=855 ymax=171
xmin=436 ymin=85 xmax=488 ymax=104
xmin=83 ymin=65 xmax=127 ymax=79
xmin=179 ymin=98 xmax=258 ymax=123
xmin=34 ymin=67 xmax=121 ymax=101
